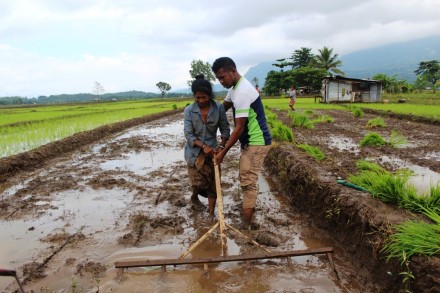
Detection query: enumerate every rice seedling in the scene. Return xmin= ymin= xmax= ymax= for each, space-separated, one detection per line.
xmin=381 ymin=207 xmax=440 ymax=262
xmin=388 ymin=129 xmax=409 ymax=148
xmin=359 ymin=132 xmax=387 ymax=147
xmin=350 ymin=106 xmax=364 ymax=118
xmin=350 ymin=161 xmax=440 ymax=214
xmin=311 ymin=114 xmax=334 ymax=124
xmin=366 ymin=117 xmax=387 ymax=128
xmin=297 ymin=144 xmax=325 ymax=161
xmin=290 ymin=112 xmax=314 ymax=129
xmin=400 ymin=184 xmax=440 ymax=214
xmin=265 ymin=110 xmax=278 ymax=128
xmin=0 ymin=100 xmax=187 ymax=157
xmin=350 ymin=170 xmax=411 ymax=204
xmin=270 ymin=121 xmax=294 ymax=142
xmin=355 ymin=159 xmax=387 ymax=174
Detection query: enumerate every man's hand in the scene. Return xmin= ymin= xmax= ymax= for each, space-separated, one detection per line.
xmin=214 ymin=150 xmax=226 ymax=165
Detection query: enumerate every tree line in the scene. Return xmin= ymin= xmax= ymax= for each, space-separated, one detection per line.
xmin=262 ymin=47 xmax=440 ymax=96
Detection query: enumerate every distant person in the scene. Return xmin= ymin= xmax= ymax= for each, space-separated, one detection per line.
xmin=351 ymin=91 xmax=356 ymax=103
xmin=212 ymin=57 xmax=272 ymax=230
xmin=184 ymin=74 xmax=230 ymax=215
xmin=255 ymin=84 xmax=261 ymax=94
xmin=288 ymin=85 xmax=297 ymax=110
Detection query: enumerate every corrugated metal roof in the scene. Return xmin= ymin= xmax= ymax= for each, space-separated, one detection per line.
xmin=322 ymin=75 xmax=382 ymax=83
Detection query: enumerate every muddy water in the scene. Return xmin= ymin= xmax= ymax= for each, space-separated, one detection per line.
xmin=326 ymin=135 xmax=440 ymax=194
xmin=1 ymin=114 xmax=367 ymax=292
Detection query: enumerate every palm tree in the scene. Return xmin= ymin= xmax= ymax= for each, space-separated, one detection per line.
xmin=313 ymin=47 xmax=344 ymax=76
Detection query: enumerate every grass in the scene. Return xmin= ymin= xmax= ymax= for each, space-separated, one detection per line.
xmin=350 ymin=106 xmax=364 ymax=118
xmin=366 ymin=117 xmax=387 ymax=128
xmin=290 ymin=111 xmax=314 ymax=129
xmin=359 ymin=132 xmax=387 ymax=147
xmin=271 ymin=121 xmax=294 ymax=142
xmin=0 ymin=99 xmax=189 ymax=157
xmin=382 ymin=205 xmax=440 ymax=263
xmin=265 ymin=107 xmax=294 ymax=142
xmin=297 ymin=144 xmax=326 ymax=161
xmin=388 ymin=129 xmax=409 ymax=148
xmin=349 ymin=161 xmax=440 ymax=213
xmin=263 ymin=93 xmax=440 ymax=120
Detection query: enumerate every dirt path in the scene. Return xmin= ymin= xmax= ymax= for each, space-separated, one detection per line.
xmin=1 ymin=108 xmax=439 ymax=292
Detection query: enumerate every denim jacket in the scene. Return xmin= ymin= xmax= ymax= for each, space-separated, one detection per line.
xmin=184 ymin=99 xmax=230 ymax=167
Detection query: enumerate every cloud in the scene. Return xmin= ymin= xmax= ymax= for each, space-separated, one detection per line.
xmin=1 ymin=0 xmax=440 ymax=97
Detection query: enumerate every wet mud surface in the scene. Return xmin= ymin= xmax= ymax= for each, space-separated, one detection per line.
xmin=0 ymin=108 xmax=439 ymax=292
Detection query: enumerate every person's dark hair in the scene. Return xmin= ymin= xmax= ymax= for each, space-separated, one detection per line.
xmin=212 ymin=57 xmax=236 ymax=73
xmin=191 ymin=74 xmax=213 ymax=98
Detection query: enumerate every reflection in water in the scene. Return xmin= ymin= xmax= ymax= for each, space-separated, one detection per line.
xmin=1 ymin=115 xmax=359 ymax=292
xmin=375 ymin=155 xmax=440 ymax=194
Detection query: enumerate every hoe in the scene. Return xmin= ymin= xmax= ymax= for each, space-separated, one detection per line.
xmin=115 ymin=157 xmax=336 ymax=276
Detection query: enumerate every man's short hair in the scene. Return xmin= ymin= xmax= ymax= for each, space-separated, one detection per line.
xmin=212 ymin=57 xmax=236 ymax=73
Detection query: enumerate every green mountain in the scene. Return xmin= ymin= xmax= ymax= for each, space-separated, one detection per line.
xmin=340 ymin=35 xmax=440 ymax=81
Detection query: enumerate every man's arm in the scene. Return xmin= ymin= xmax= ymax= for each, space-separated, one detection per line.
xmin=215 ymin=117 xmax=246 ymax=164
xmin=223 ymin=100 xmax=233 ymax=112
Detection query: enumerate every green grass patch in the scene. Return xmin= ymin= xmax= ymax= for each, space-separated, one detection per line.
xmin=359 ymin=132 xmax=387 ymax=147
xmin=366 ymin=117 xmax=387 ymax=128
xmin=271 ymin=121 xmax=294 ymax=142
xmin=349 ymin=161 xmax=440 ymax=213
xmin=0 ymin=99 xmax=189 ymax=157
xmin=350 ymin=160 xmax=440 ymax=270
xmin=265 ymin=108 xmax=294 ymax=142
xmin=382 ymin=205 xmax=440 ymax=263
xmin=388 ymin=129 xmax=409 ymax=148
xmin=290 ymin=111 xmax=314 ymax=129
xmin=350 ymin=106 xmax=364 ymax=118
xmin=311 ymin=114 xmax=334 ymax=124
xmin=297 ymin=144 xmax=325 ymax=161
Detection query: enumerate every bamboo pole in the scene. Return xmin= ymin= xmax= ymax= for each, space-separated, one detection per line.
xmin=179 ymin=222 xmax=219 ymax=259
xmin=214 ymin=157 xmax=228 ymax=257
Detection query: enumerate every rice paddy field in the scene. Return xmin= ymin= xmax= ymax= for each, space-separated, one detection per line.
xmin=1 ymin=92 xmax=440 ymax=292
xmin=0 ymin=99 xmax=189 ymax=157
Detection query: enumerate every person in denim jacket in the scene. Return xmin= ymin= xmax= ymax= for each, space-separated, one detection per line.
xmin=184 ymin=74 xmax=230 ymax=214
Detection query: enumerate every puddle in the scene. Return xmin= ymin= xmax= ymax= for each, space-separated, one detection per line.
xmin=0 ymin=188 xmax=130 ymax=270
xmin=328 ymin=135 xmax=360 ymax=154
xmin=1 ymin=114 xmax=365 ymax=292
xmin=376 ymin=155 xmax=440 ymax=194
xmin=423 ymin=151 xmax=440 ymax=162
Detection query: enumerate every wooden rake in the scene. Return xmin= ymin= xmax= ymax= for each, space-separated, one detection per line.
xmin=115 ymin=156 xmax=336 ymax=275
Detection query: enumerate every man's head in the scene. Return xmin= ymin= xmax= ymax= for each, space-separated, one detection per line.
xmin=212 ymin=57 xmax=240 ymax=89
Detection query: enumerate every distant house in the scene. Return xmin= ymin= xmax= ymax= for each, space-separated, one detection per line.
xmin=321 ymin=76 xmax=382 ymax=103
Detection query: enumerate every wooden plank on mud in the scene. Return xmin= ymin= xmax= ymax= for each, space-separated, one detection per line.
xmin=114 ymin=247 xmax=334 ymax=268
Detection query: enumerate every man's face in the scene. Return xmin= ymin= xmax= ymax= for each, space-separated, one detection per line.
xmin=215 ymin=68 xmax=236 ymax=89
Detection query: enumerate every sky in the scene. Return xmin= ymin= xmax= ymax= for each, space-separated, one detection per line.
xmin=1 ymin=0 xmax=439 ymax=97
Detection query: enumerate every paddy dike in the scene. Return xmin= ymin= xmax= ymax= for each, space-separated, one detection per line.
xmin=0 ymin=107 xmax=439 ymax=292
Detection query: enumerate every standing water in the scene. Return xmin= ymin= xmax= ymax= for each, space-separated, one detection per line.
xmin=1 ymin=114 xmax=371 ymax=292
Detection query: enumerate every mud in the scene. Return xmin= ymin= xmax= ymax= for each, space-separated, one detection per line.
xmin=269 ymin=107 xmax=440 ymax=292
xmin=0 ymin=108 xmax=439 ymax=292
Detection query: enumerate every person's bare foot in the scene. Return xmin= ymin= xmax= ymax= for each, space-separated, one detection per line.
xmin=191 ymin=195 xmax=205 ymax=211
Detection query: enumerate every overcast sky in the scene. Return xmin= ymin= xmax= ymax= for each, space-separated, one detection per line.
xmin=1 ymin=0 xmax=439 ymax=97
